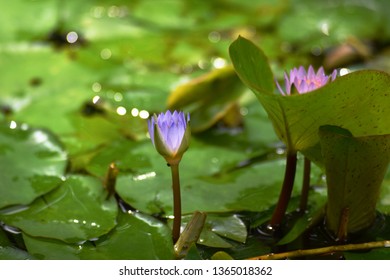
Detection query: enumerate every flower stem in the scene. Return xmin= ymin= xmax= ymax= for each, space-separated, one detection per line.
xmin=170 ymin=163 xmax=182 ymax=243
xmin=248 ymin=240 xmax=390 ymax=260
xmin=299 ymin=157 xmax=311 ymax=213
xmin=269 ymin=151 xmax=297 ymax=229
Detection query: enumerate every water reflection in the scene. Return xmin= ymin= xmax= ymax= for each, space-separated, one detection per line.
xmin=133 ymin=172 xmax=156 ymax=181
xmin=9 ymin=120 xmax=17 ymax=129
xmin=208 ymin=31 xmax=221 ymax=43
xmin=212 ymin=57 xmax=227 ymax=69
xmin=131 ymin=108 xmax=139 ymax=117
xmin=100 ymin=48 xmax=112 ymax=60
xmin=67 ymin=218 xmax=101 ymax=228
xmin=66 ymin=31 xmax=79 ymax=44
xmin=114 ymin=92 xmax=123 ymax=102
xmin=139 ymin=110 xmax=149 ymax=119
xmin=92 ymin=82 xmax=102 ymax=93
xmin=339 ymin=68 xmax=350 ymax=76
xmin=116 ymin=106 xmax=127 ymax=116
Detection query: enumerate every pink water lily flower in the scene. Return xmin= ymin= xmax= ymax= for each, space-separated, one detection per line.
xmin=276 ymin=65 xmax=337 ymax=95
xmin=148 ymin=110 xmax=191 ymax=165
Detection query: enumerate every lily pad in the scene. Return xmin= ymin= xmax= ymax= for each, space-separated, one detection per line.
xmin=23 ymin=211 xmax=174 ymax=260
xmin=0 ymin=175 xmax=118 ymax=243
xmin=115 ymin=143 xmax=322 ymax=215
xmin=195 ymin=214 xmax=247 ymax=248
xmin=0 ymin=124 xmax=67 ymax=209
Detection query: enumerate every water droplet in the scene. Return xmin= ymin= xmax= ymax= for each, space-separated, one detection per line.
xmin=340 ymin=68 xmax=350 ymax=76
xmin=133 ymin=172 xmax=156 ymax=181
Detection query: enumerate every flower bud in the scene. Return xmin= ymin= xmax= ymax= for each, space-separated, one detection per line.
xmin=148 ymin=110 xmax=190 ymax=165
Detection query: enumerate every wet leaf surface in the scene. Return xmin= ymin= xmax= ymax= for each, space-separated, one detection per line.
xmin=0 ymin=175 xmax=118 ymax=243
xmin=0 ymin=125 xmax=67 ymax=209
xmin=23 ymin=211 xmax=174 ymax=260
xmin=0 ymin=0 xmax=390 ymax=260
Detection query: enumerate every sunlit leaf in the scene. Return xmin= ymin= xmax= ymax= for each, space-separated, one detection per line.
xmin=199 ymin=214 xmax=247 ymax=248
xmin=319 ymin=126 xmax=390 ymax=234
xmin=115 ymin=140 xmax=321 ymax=215
xmin=0 ymin=246 xmax=35 ymax=260
xmin=229 ymin=36 xmax=390 ymax=164
xmin=0 ymin=175 xmax=118 ymax=243
xmin=23 ymin=211 xmax=174 ymax=260
xmin=0 ymin=124 xmax=67 ymax=209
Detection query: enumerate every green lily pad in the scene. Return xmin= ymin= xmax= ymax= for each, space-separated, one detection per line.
xmin=23 ymin=211 xmax=174 ymax=260
xmin=0 ymin=246 xmax=35 ymax=260
xmin=229 ymin=36 xmax=390 ymax=164
xmin=0 ymin=175 xmax=118 ymax=243
xmin=115 ymin=142 xmax=322 ymax=215
xmin=278 ymin=1 xmax=382 ymax=50
xmin=196 ymin=214 xmax=247 ymax=248
xmin=0 ymin=124 xmax=67 ymax=209
xmin=319 ymin=126 xmax=390 ymax=234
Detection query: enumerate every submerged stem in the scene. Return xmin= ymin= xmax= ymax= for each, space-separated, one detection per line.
xmin=299 ymin=157 xmax=311 ymax=213
xmin=170 ymin=163 xmax=182 ymax=243
xmin=269 ymin=151 xmax=297 ymax=229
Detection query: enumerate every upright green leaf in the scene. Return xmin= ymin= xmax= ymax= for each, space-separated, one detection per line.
xmin=319 ymin=126 xmax=390 ymax=234
xmin=229 ymin=36 xmax=390 ymax=164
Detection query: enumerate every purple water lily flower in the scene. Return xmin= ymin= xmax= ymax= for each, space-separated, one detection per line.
xmin=148 ymin=110 xmax=191 ymax=165
xmin=276 ymin=65 xmax=337 ymax=96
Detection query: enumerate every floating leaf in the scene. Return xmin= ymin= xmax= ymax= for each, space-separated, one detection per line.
xmin=115 ymin=145 xmax=323 ymax=215
xmin=229 ymin=36 xmax=390 ymax=164
xmin=0 ymin=246 xmax=35 ymax=260
xmin=196 ymin=214 xmax=247 ymax=248
xmin=23 ymin=211 xmax=174 ymax=260
xmin=0 ymin=175 xmax=118 ymax=243
xmin=319 ymin=125 xmax=390 ymax=234
xmin=0 ymin=124 xmax=67 ymax=209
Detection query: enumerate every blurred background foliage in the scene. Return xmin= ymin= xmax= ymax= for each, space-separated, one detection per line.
xmin=0 ymin=0 xmax=389 ymax=259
